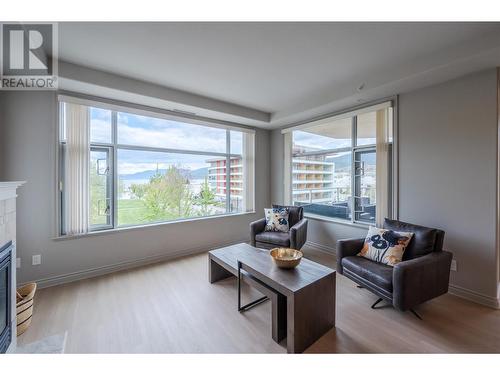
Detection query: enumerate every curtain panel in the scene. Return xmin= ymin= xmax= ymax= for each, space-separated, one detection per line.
xmin=64 ymin=103 xmax=90 ymax=235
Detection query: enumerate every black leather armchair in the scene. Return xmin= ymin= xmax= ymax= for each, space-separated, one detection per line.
xmin=250 ymin=205 xmax=308 ymax=250
xmin=336 ymin=218 xmax=452 ymax=317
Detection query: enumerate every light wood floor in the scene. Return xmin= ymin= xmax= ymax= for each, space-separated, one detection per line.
xmin=17 ymin=247 xmax=500 ymax=353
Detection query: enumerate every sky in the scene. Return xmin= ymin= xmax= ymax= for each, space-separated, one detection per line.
xmin=84 ymin=105 xmax=376 ymax=175
xmin=293 ymin=127 xmax=376 ymax=151
xmin=88 ymin=107 xmax=243 ymax=174
xmin=117 ymin=149 xmax=216 ymax=175
xmin=293 ymin=130 xmax=351 ymax=151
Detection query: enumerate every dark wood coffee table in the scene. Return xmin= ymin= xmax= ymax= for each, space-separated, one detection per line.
xmin=208 ymin=243 xmax=336 ymax=353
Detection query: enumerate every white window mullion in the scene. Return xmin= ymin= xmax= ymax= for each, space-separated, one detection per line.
xmin=375 ymin=108 xmax=390 ymax=226
xmin=226 ymin=130 xmax=231 ymax=213
xmin=111 ymin=110 xmax=118 ymax=229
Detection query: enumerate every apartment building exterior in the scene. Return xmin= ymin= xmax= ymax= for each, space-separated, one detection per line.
xmin=207 ymin=149 xmax=343 ymax=209
xmin=292 ymin=150 xmax=336 ymax=204
xmin=206 ymin=157 xmax=243 ymax=211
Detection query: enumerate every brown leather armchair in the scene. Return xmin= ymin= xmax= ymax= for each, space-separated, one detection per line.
xmin=336 ymin=218 xmax=452 ymax=319
xmin=250 ymin=205 xmax=308 ymax=250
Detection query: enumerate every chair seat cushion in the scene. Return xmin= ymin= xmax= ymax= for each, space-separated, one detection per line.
xmin=342 ymin=256 xmax=394 ymax=293
xmin=255 ymin=231 xmax=290 ymax=247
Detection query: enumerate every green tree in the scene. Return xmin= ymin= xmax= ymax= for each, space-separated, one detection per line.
xmin=195 ymin=177 xmax=217 ymax=216
xmin=130 ymin=183 xmax=146 ymax=200
xmin=141 ymin=166 xmax=194 ymax=221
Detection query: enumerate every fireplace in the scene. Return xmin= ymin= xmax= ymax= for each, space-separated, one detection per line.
xmin=0 ymin=241 xmax=12 ymax=354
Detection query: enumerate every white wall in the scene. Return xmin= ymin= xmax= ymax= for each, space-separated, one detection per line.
xmin=0 ymin=91 xmax=271 ymax=285
xmin=271 ymin=69 xmax=499 ymax=303
xmin=398 ymin=69 xmax=498 ymax=300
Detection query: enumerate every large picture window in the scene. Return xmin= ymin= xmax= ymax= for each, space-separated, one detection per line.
xmin=284 ymin=101 xmax=395 ymax=226
xmin=58 ymin=96 xmax=255 ymax=236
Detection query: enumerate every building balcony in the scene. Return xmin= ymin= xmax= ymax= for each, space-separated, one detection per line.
xmin=292 ymin=180 xmax=334 ymax=184
xmin=293 ymin=170 xmax=333 ymax=174
xmin=292 ymin=159 xmax=335 ymax=166
xmin=208 ymin=164 xmax=242 ymax=170
xmin=215 ymin=192 xmax=242 ymax=199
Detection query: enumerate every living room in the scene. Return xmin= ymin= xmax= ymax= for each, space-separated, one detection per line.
xmin=1 ymin=1 xmax=500 ymax=373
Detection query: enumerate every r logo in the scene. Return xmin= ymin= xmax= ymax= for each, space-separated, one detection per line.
xmin=2 ymin=24 xmax=53 ymax=75
xmin=1 ymin=23 xmax=57 ymax=89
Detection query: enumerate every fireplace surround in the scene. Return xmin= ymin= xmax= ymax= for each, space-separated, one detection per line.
xmin=0 ymin=181 xmax=24 ymax=353
xmin=0 ymin=241 xmax=12 ymax=353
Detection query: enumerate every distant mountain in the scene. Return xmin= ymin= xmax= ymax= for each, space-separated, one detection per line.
xmin=120 ymin=169 xmax=167 ymax=180
xmin=188 ymin=167 xmax=209 ymax=179
xmin=327 ymin=154 xmax=350 ymax=170
xmin=120 ymin=167 xmax=209 ymax=181
xmin=326 ymin=152 xmax=376 ymax=171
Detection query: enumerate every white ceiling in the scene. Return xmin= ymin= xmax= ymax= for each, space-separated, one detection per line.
xmin=58 ymin=22 xmax=500 ymax=128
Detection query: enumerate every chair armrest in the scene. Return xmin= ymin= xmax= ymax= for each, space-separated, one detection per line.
xmin=290 ymin=218 xmax=308 ymax=250
xmin=393 ymin=250 xmax=452 ymax=311
xmin=336 ymin=238 xmax=365 ymax=274
xmin=250 ymin=218 xmax=267 ymax=246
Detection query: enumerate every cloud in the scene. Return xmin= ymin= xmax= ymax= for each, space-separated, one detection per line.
xmin=293 ymin=131 xmax=351 ymax=150
xmin=88 ymin=110 xmax=242 ymax=175
xmin=117 ymin=149 xmax=214 ymax=174
xmin=90 ymin=118 xmax=111 ymax=143
xmin=116 ymin=113 xmax=228 ymax=153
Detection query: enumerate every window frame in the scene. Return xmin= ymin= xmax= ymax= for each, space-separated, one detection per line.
xmin=353 ymin=146 xmax=377 ymax=223
xmin=287 ymin=98 xmax=397 ymax=226
xmin=57 ymin=95 xmax=254 ymax=236
xmin=89 ymin=146 xmax=114 ymax=231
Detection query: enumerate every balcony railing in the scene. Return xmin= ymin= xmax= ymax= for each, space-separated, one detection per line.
xmin=293 ymin=170 xmax=333 ymax=174
xmin=292 ymin=179 xmax=334 ymax=184
xmin=292 ymin=159 xmax=335 ymax=166
xmin=292 ymin=187 xmax=351 ymax=203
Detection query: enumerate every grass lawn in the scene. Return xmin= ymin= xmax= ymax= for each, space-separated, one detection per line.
xmin=116 ymin=199 xmax=228 ymax=227
xmin=117 ymin=199 xmax=151 ymax=226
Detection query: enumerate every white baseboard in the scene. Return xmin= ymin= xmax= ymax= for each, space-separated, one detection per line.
xmin=304 ymin=240 xmax=336 ymax=257
xmin=448 ymin=284 xmax=500 ymax=309
xmin=24 ymin=238 xmax=248 ymax=289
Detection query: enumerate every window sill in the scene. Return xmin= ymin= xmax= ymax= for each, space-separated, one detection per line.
xmin=304 ymin=213 xmax=371 ymax=229
xmin=53 ymin=211 xmax=257 ymax=241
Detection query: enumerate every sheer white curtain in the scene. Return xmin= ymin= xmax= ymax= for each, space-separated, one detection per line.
xmin=375 ymin=108 xmax=390 ymax=227
xmin=242 ymin=132 xmax=255 ymax=212
xmin=64 ymin=103 xmax=90 ymax=235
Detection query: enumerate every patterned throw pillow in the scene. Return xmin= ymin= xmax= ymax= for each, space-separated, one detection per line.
xmin=264 ymin=208 xmax=275 ymax=231
xmin=264 ymin=207 xmax=290 ymax=233
xmin=358 ymin=226 xmax=414 ymax=266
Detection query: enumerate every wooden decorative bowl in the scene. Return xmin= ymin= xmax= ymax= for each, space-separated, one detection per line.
xmin=270 ymin=248 xmax=303 ymax=269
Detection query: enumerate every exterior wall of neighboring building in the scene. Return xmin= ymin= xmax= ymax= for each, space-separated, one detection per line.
xmin=207 ymin=157 xmax=243 ymax=211
xmin=292 ymin=145 xmax=338 ymax=205
xmin=292 ymin=154 xmax=335 ymax=204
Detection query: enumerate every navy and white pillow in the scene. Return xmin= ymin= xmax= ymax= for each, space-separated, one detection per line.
xmin=358 ymin=226 xmax=413 ymax=266
xmin=264 ymin=207 xmax=290 ymax=233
